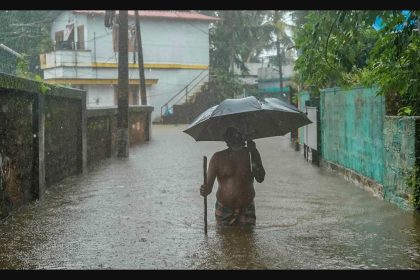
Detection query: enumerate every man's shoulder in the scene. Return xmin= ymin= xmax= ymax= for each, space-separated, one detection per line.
xmin=214 ymin=148 xmax=249 ymax=157
xmin=214 ymin=149 xmax=230 ymax=157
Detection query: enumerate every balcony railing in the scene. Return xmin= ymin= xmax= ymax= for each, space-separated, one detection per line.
xmin=54 ymin=41 xmax=86 ymax=51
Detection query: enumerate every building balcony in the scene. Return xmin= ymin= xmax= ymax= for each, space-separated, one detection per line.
xmin=40 ymin=48 xmax=93 ymax=69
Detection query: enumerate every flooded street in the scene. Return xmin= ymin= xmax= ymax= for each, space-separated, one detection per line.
xmin=0 ymin=124 xmax=419 ymax=269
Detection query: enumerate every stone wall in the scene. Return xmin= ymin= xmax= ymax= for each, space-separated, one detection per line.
xmin=0 ymin=73 xmax=86 ymax=218
xmin=0 ymin=90 xmax=33 ymax=217
xmin=87 ymin=106 xmax=152 ymax=165
xmin=45 ymin=96 xmax=83 ymax=186
xmin=1 ymin=72 xmax=153 ymax=219
xmin=87 ymin=109 xmax=114 ymax=165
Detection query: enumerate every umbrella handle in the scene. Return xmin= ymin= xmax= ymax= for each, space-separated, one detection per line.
xmin=243 ymin=122 xmax=250 ymax=139
xmin=244 ymin=123 xmax=254 ymax=182
xmin=243 ymin=122 xmax=255 ymax=140
xmin=248 ymin=149 xmax=254 ymax=183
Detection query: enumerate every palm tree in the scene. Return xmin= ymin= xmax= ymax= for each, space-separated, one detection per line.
xmin=290 ymin=10 xmax=310 ymax=29
xmin=206 ymin=10 xmax=272 ymax=75
xmin=264 ymin=11 xmax=295 ymax=97
xmin=239 ymin=11 xmax=273 ymax=64
xmin=196 ymin=10 xmax=275 ymax=100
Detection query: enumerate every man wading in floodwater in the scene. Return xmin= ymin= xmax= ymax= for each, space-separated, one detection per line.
xmin=200 ymin=127 xmax=265 ymax=227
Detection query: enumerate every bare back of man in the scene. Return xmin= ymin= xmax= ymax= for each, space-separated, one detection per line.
xmin=210 ymin=147 xmax=255 ymax=209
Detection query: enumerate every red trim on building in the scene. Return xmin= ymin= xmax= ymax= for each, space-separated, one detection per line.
xmin=73 ymin=10 xmax=220 ymax=21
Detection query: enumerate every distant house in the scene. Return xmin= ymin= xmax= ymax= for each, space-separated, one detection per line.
xmin=232 ymin=62 xmax=259 ymax=86
xmin=40 ymin=10 xmax=218 ymax=121
xmin=257 ymin=62 xmax=295 ymax=103
xmin=231 ymin=53 xmax=297 ymax=103
xmin=241 ymin=46 xmax=296 ymax=103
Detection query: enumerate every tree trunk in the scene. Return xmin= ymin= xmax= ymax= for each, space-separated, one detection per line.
xmin=274 ymin=11 xmax=284 ymax=98
xmin=276 ymin=40 xmax=284 ymax=95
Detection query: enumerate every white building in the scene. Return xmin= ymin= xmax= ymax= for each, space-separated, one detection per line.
xmin=232 ymin=62 xmax=260 ymax=86
xmin=40 ymin=10 xmax=218 ymax=121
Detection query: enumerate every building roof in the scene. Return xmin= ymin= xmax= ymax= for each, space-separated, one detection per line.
xmin=73 ymin=10 xmax=220 ymax=22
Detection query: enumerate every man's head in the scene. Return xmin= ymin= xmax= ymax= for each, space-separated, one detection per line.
xmin=224 ymin=127 xmax=245 ymax=149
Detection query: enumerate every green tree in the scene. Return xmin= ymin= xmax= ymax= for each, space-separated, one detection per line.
xmin=264 ymin=10 xmax=296 ymax=96
xmin=207 ymin=10 xmax=272 ymax=74
xmin=293 ymin=10 xmax=419 ymax=115
xmin=0 ymin=10 xmax=60 ymax=75
xmin=358 ymin=10 xmax=420 ymax=115
xmin=290 ymin=10 xmax=310 ymax=29
xmin=293 ymin=11 xmax=378 ymax=94
xmin=198 ymin=10 xmax=273 ymax=101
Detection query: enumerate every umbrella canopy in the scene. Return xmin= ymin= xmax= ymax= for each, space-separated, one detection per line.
xmin=183 ymin=96 xmax=311 ymax=141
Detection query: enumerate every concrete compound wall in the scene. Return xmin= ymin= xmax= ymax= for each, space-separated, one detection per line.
xmin=383 ymin=116 xmax=420 ymax=209
xmin=320 ymin=87 xmax=386 ymax=185
xmin=298 ymin=86 xmax=419 ymax=210
xmin=87 ymin=106 xmax=152 ymax=165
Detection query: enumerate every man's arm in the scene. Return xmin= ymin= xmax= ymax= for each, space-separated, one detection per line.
xmin=200 ymin=154 xmax=217 ymax=196
xmin=247 ymin=140 xmax=265 ymax=183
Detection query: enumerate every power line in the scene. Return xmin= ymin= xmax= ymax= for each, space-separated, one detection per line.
xmin=3 ymin=19 xmax=290 ymax=55
xmin=173 ymin=12 xmax=211 ymax=35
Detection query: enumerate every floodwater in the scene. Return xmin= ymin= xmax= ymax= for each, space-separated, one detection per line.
xmin=0 ymin=125 xmax=419 ymax=269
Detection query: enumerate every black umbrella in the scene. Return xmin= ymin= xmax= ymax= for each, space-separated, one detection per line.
xmin=183 ymin=96 xmax=311 ymax=141
xmin=185 ymin=96 xmax=311 ymax=235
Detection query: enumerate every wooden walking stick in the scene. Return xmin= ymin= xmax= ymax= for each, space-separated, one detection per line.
xmin=203 ymin=156 xmax=208 ymax=235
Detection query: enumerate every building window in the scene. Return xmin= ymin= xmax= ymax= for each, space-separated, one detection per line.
xmin=63 ymin=24 xmax=74 ymax=41
xmin=55 ymin=24 xmax=75 ymax=50
xmin=77 ymin=25 xmax=85 ymax=50
xmin=55 ymin=30 xmax=64 ymax=46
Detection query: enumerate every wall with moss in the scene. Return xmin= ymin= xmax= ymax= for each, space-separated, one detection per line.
xmin=383 ymin=117 xmax=420 ymax=209
xmin=87 ymin=107 xmax=152 ymax=165
xmin=0 ymin=73 xmax=153 ymax=219
xmin=87 ymin=109 xmax=114 ymax=165
xmin=45 ymin=96 xmax=83 ymax=186
xmin=315 ymin=86 xmax=419 ymax=210
xmin=0 ymin=72 xmax=85 ymax=219
xmin=0 ymin=90 xmax=33 ymax=218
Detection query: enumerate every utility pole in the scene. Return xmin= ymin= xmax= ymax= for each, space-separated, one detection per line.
xmin=117 ymin=10 xmax=129 ymax=157
xmin=135 ymin=10 xmax=147 ymax=105
xmin=274 ymin=10 xmax=284 ymax=100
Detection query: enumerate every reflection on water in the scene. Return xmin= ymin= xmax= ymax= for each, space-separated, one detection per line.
xmin=412 ymin=213 xmax=420 ymax=267
xmin=0 ymin=125 xmax=420 ymax=269
xmin=212 ymin=227 xmax=267 ymax=269
xmin=188 ymin=226 xmax=267 ymax=270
